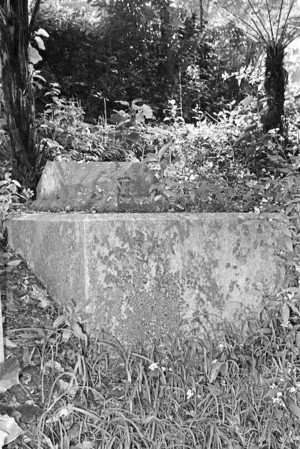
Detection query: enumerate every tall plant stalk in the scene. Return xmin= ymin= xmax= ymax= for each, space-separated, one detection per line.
xmin=0 ymin=0 xmax=41 ymax=189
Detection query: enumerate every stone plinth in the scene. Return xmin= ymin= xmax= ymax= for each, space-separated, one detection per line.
xmin=8 ymin=213 xmax=287 ymax=346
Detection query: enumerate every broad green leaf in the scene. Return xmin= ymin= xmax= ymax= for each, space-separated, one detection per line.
xmin=288 ymin=402 xmax=300 ymax=419
xmin=282 ymin=303 xmax=290 ymax=327
xmin=0 ymin=358 xmax=20 ymax=393
xmin=115 ymin=100 xmax=130 ymax=106
xmin=62 ymin=328 xmax=72 ymax=343
xmin=158 ymin=140 xmax=173 ymax=160
xmin=296 ymin=332 xmax=300 ymax=348
xmin=149 ymin=183 xmax=160 ymax=193
xmin=7 ymin=259 xmax=22 ymax=267
xmin=162 ymin=190 xmax=178 ymax=198
xmin=34 ymin=36 xmax=45 ymax=51
xmin=164 ymin=179 xmax=179 ymax=188
xmin=143 ymin=154 xmax=159 ymax=163
xmin=141 ymin=104 xmax=154 ymax=119
xmin=52 ymin=314 xmax=66 ymax=328
xmin=0 ymin=429 xmax=6 ymax=449
xmin=258 ymin=328 xmax=272 ymax=334
xmin=74 ymin=442 xmax=94 ymax=449
xmin=190 ymin=190 xmax=196 ymax=202
xmin=36 ymin=28 xmax=49 ymax=38
xmin=132 ymin=98 xmax=143 ymax=105
xmin=209 ymin=361 xmax=224 ymax=383
xmin=283 ymin=235 xmax=293 ymax=252
xmin=30 ymin=285 xmax=50 ymax=309
xmin=4 ymin=338 xmax=17 ymax=349
xmin=287 ymin=175 xmax=295 ymax=189
xmin=28 ymin=44 xmax=42 ymax=65
xmin=127 ymin=131 xmax=140 ymax=142
xmin=0 ymin=414 xmax=23 ymax=446
xmin=11 ymin=180 xmax=21 ymax=187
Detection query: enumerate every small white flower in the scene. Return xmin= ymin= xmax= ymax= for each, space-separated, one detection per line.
xmin=186 ymin=388 xmax=195 ymax=400
xmin=268 ymin=128 xmax=278 ymax=135
xmin=247 ymin=180 xmax=258 ymax=188
xmin=149 ymin=362 xmax=159 ymax=371
xmin=272 ymin=391 xmax=285 ymax=407
xmin=280 ymin=321 xmax=293 ymax=328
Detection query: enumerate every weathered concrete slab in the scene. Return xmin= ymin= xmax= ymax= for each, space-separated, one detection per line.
xmin=8 ymin=213 xmax=287 ymax=346
xmin=31 ymin=161 xmax=163 ymax=212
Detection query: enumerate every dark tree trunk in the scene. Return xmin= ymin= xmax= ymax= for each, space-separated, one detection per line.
xmin=262 ymin=42 xmax=286 ymax=135
xmin=158 ymin=0 xmax=175 ymax=89
xmin=199 ymin=0 xmax=204 ymax=32
xmin=0 ymin=0 xmax=40 ymax=189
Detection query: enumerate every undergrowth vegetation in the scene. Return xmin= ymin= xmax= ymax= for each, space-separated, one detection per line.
xmin=26 ymin=295 xmax=300 ymax=448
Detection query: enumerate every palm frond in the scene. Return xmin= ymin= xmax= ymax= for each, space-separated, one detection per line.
xmin=248 ymin=0 xmax=271 ymax=41
xmin=275 ymin=0 xmax=285 ymax=42
xmin=278 ymin=0 xmax=297 ymax=45
xmin=221 ymin=0 xmax=300 ymax=48
xmin=265 ymin=0 xmax=275 ymax=43
xmin=220 ymin=4 xmax=268 ymax=45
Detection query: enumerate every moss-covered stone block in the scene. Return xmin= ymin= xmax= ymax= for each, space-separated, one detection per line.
xmin=8 ymin=213 xmax=287 ymax=346
xmin=31 ymin=161 xmax=164 ymax=212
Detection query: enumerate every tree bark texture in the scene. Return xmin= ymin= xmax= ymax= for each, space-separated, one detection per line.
xmin=0 ymin=0 xmax=39 ymax=189
xmin=262 ymin=42 xmax=286 ymax=135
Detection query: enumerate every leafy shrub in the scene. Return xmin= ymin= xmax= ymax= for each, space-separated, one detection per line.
xmin=35 ymin=77 xmax=300 ymax=216
xmin=0 ymin=173 xmax=33 ymax=235
xmin=0 ymin=174 xmax=21 ymax=222
xmin=37 ymin=84 xmax=127 ymax=163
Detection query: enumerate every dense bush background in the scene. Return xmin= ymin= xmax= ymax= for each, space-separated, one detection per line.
xmin=34 ymin=0 xmax=260 ymax=122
